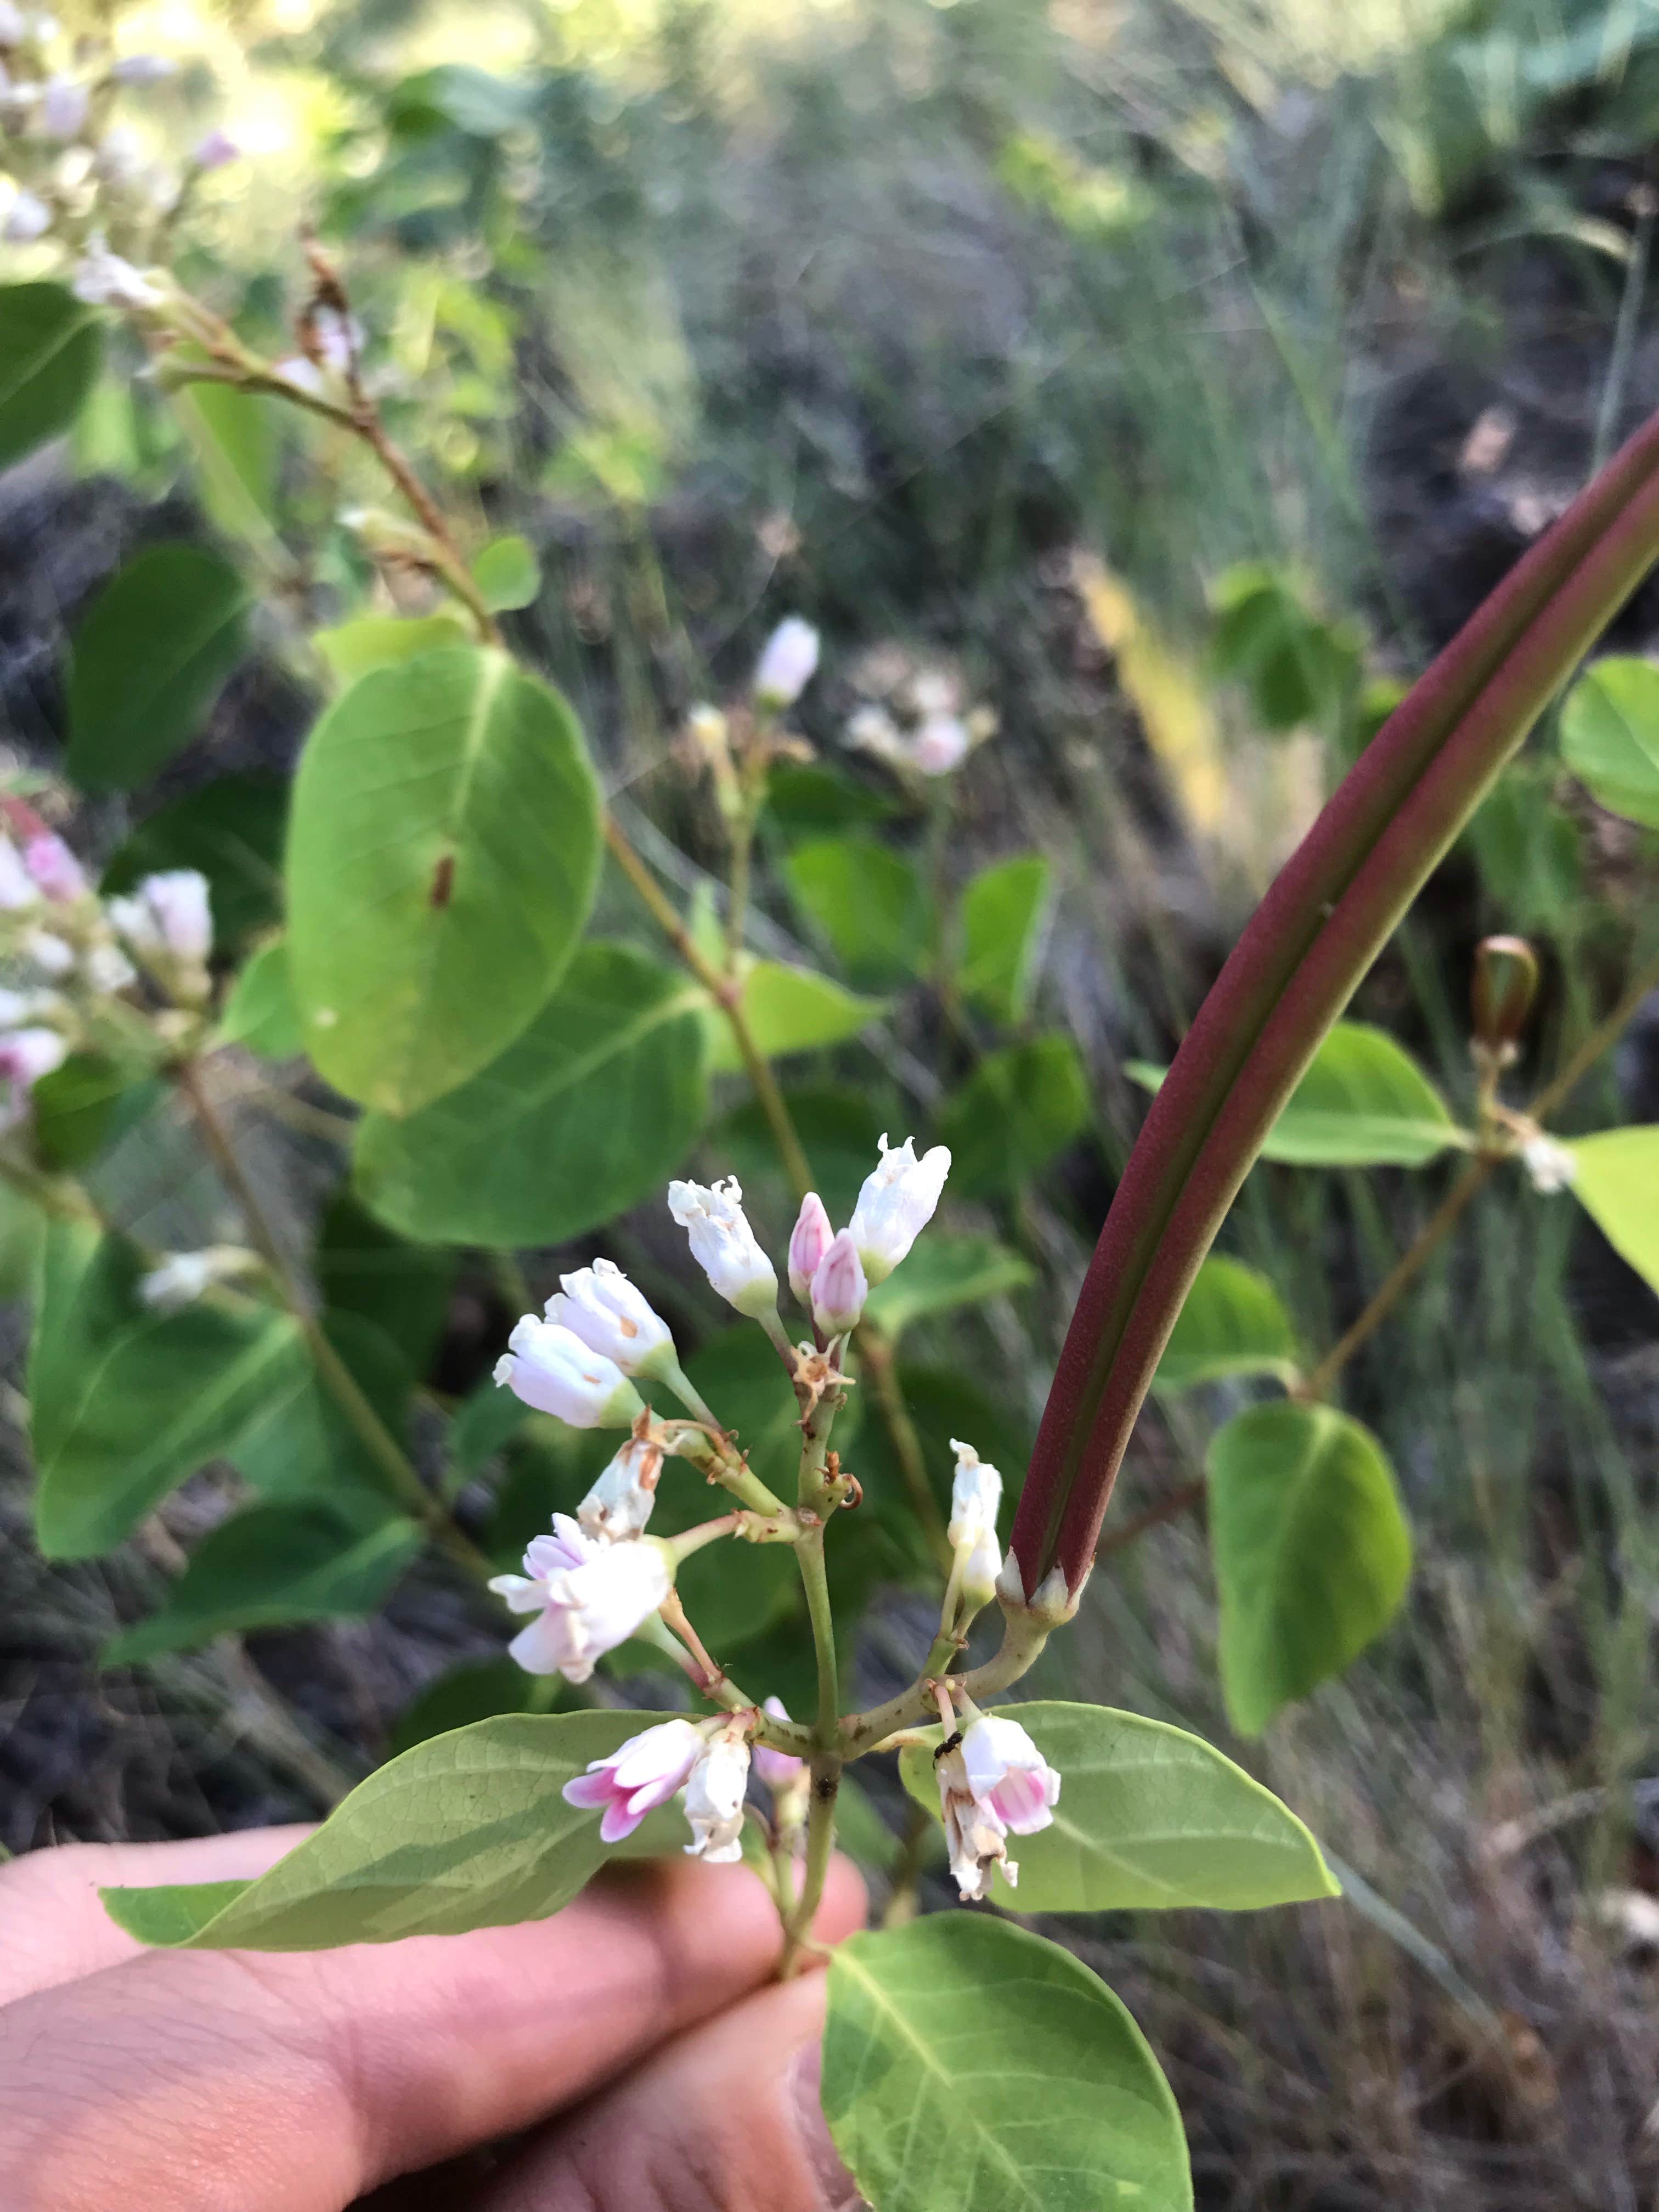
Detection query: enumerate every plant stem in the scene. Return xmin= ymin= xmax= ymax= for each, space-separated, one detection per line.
xmin=1530 ymin=946 xmax=1659 ymax=1123
xmin=840 ymin=1605 xmax=1052 ymax=1756
xmin=176 ymin=1061 xmax=492 ymax=1582
xmin=777 ymin=1753 xmax=839 ymax=1978
xmin=797 ymin=1525 xmax=840 ymax=1744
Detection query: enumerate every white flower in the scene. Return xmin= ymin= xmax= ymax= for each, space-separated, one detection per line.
xmin=0 ymin=985 xmax=58 ymax=1025
xmin=0 ymin=1024 xmax=65 ymax=1127
xmin=0 ymin=836 xmax=36 ymax=909
xmin=493 ymin=1316 xmax=643 ymax=1429
xmin=561 ymin=1717 xmax=704 ymax=1844
xmin=0 ymin=5 xmax=23 ymax=47
xmin=682 ymin=1725 xmax=752 ymax=1864
xmin=71 ymin=238 xmax=164 ymax=309
xmin=668 ymin=1175 xmax=778 ymax=1318
xmin=22 ymin=929 xmax=74 ymax=978
xmin=752 ymin=617 xmax=820 ymax=709
xmin=23 ymin=832 xmax=85 ymax=902
xmin=1522 ymin=1133 xmax=1577 ymax=1195
xmin=911 ymin=714 xmax=971 ymax=776
xmin=545 ymin=1257 xmax=674 ymax=1378
xmin=93 ymin=125 xmax=145 ymax=186
xmin=960 ymin=1713 xmax=1060 ymax=1836
xmin=3 ymin=188 xmax=50 ymax=240
xmin=936 ymin=1739 xmax=1017 ymax=1901
xmin=137 ymin=1250 xmax=215 ymax=1313
xmin=752 ymin=1694 xmax=804 ymax=1793
xmin=306 ymin=304 xmax=362 ymax=377
xmin=272 ymin=354 xmax=326 ymax=398
xmin=108 ymin=869 xmax=212 ymax=963
xmin=947 ymin=1437 xmax=1003 ymax=1601
xmin=577 ymin=1435 xmax=662 ymax=1543
xmin=37 ymin=73 xmax=87 ymax=137
xmin=845 ymin=704 xmax=904 ymax=766
xmin=849 ymin=1133 xmax=951 ymax=1284
xmin=846 ymin=701 xmax=972 ymax=779
xmin=787 ymin=1190 xmax=833 ymax=1305
xmin=488 ymin=1515 xmax=671 ymax=1682
xmin=810 ymin=1227 xmax=867 ymax=1336
xmin=83 ymin=940 xmax=136 ymax=995
xmin=110 ymin=53 xmax=175 ymax=82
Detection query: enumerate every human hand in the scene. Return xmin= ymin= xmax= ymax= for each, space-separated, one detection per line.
xmin=0 ymin=1824 xmax=867 ymax=2211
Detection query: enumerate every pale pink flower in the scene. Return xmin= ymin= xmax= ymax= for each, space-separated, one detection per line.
xmin=545 ymin=1258 xmax=674 ymax=1378
xmin=494 ymin=1316 xmax=643 ymax=1428
xmin=109 ymin=868 xmax=211 ymax=962
xmin=23 ymin=832 xmax=85 ymax=903
xmin=849 ymin=1133 xmax=950 ymax=1284
xmin=562 ymin=1717 xmax=703 ymax=1844
xmin=936 ymin=1740 xmax=1016 ymax=1901
xmin=810 ymin=1227 xmax=866 ymax=1336
xmin=577 ymin=1435 xmax=662 ymax=1543
xmin=752 ymin=1695 xmax=803 ymax=1793
xmin=0 ymin=1024 xmax=66 ymax=1128
xmin=787 ymin=1190 xmax=833 ymax=1305
xmin=752 ymin=617 xmax=820 ymax=709
xmin=960 ymin=1714 xmax=1060 ymax=1836
xmin=488 ymin=1515 xmax=671 ymax=1682
xmin=682 ymin=1725 xmax=752 ymax=1863
xmin=668 ymin=1175 xmax=778 ymax=1318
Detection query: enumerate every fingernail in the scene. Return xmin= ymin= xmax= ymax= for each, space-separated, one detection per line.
xmin=787 ymin=2041 xmax=870 ymax=2211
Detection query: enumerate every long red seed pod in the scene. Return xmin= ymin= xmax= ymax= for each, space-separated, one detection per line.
xmin=1011 ymin=405 xmax=1659 ymax=1596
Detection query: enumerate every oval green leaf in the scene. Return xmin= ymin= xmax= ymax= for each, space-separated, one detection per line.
xmin=861 ymin=1232 xmax=1034 ymax=1341
xmin=104 ymin=1502 xmax=422 ymax=1666
xmin=218 ymin=936 xmax=303 ymax=1058
xmin=67 ymin=543 xmax=250 ymax=791
xmin=708 ymin=959 xmax=887 ymax=1071
xmin=313 ymin=612 xmax=471 ymax=687
xmin=957 ymin=853 xmax=1052 ymax=1023
xmin=0 ymin=282 xmax=103 ymax=469
xmin=1207 ymin=1400 xmax=1412 ymax=1735
xmin=99 ymin=1709 xmax=684 ymax=1950
xmin=784 ymin=834 xmax=929 ymax=986
xmin=1559 ymin=657 xmax=1659 ymax=827
xmin=286 ymin=647 xmax=602 ymax=1116
xmin=936 ymin=1033 xmax=1091 ymax=1195
xmin=897 ymin=1700 xmax=1338 ymax=1911
xmin=353 ymin=941 xmax=708 ymax=1245
xmin=1153 ymin=1254 xmax=1301 ymax=1393
xmin=1563 ymin=1126 xmax=1659 ymax=1294
xmin=472 ymin=532 xmax=540 ymax=611
xmin=823 ymin=1914 xmax=1192 ymax=2212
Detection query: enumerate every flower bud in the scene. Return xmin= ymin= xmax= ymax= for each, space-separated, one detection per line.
xmin=912 ymin=713 xmax=970 ymax=776
xmin=682 ymin=1724 xmax=752 ymax=1863
xmin=752 ymin=617 xmax=820 ymax=709
xmin=545 ymin=1257 xmax=674 ymax=1379
xmin=751 ymin=1694 xmax=804 ymax=1792
xmin=1521 ymin=1131 xmax=1576 ymax=1194
xmin=1471 ymin=934 xmax=1539 ymax=1057
xmin=190 ymin=127 xmax=239 ymax=171
xmin=108 ymin=868 xmax=212 ymax=966
xmin=37 ymin=74 xmax=88 ymax=138
xmin=23 ymin=832 xmax=85 ymax=903
xmin=71 ymin=238 xmax=165 ymax=310
xmin=787 ymin=1190 xmax=833 ymax=1304
xmin=947 ymin=1437 xmax=1003 ymax=1604
xmin=489 ymin=1514 xmax=671 ymax=1681
xmin=577 ymin=1435 xmax=662 ymax=1543
xmin=22 ymin=929 xmax=74 ymax=978
xmin=0 ymin=5 xmax=23 ymax=48
xmin=83 ymin=940 xmax=136 ymax=995
xmin=0 ymin=1023 xmax=66 ymax=1127
xmin=493 ymin=1316 xmax=644 ymax=1429
xmin=668 ymin=1175 xmax=779 ymax=1318
xmin=0 ymin=836 xmax=37 ymax=910
xmin=110 ymin=53 xmax=175 ymax=82
xmin=4 ymin=188 xmax=50 ymax=241
xmin=562 ymin=1717 xmax=704 ymax=1843
xmin=137 ymin=1246 xmax=257 ymax=1313
xmin=810 ymin=1227 xmax=867 ymax=1336
xmin=849 ymin=1133 xmax=951 ymax=1284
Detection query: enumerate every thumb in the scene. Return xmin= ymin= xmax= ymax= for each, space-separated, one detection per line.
xmin=477 ymin=1968 xmax=867 ymax=2212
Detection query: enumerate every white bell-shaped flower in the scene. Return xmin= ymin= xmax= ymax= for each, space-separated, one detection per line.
xmin=668 ymin=1176 xmax=778 ymax=1318
xmin=488 ymin=1516 xmax=671 ymax=1683
xmin=959 ymin=1713 xmax=1060 ymax=1836
xmin=935 ymin=1738 xmax=1017 ymax=1902
xmin=493 ymin=1316 xmax=644 ymax=1429
xmin=561 ymin=1718 xmax=704 ymax=1844
xmin=545 ymin=1258 xmax=674 ymax=1378
xmin=577 ymin=1435 xmax=662 ymax=1543
xmin=752 ymin=617 xmax=820 ymax=709
xmin=849 ymin=1133 xmax=951 ymax=1284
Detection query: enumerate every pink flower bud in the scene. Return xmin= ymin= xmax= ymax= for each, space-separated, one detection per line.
xmin=109 ymin=868 xmax=211 ymax=963
xmin=0 ymin=1023 xmax=66 ymax=1130
xmin=38 ymin=74 xmax=88 ymax=138
xmin=752 ymin=1695 xmax=803 ymax=1792
xmin=562 ymin=1717 xmax=703 ymax=1843
xmin=810 ymin=1227 xmax=867 ymax=1336
xmin=110 ymin=53 xmax=174 ymax=83
xmin=23 ymin=832 xmax=84 ymax=902
xmin=488 ymin=1514 xmax=671 ymax=1682
xmin=911 ymin=713 xmax=971 ymax=776
xmin=787 ymin=1190 xmax=833 ymax=1304
xmin=190 ymin=127 xmax=238 ymax=171
xmin=752 ymin=616 xmax=820 ymax=709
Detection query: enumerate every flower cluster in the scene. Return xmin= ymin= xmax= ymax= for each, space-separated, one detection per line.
xmin=844 ymin=648 xmax=997 ymax=781
xmin=0 ymin=13 xmax=235 ymax=266
xmin=560 ymin=1699 xmax=806 ymax=1866
xmin=0 ymin=809 xmax=215 ymax=1132
xmin=935 ymin=1709 xmax=1061 ymax=1900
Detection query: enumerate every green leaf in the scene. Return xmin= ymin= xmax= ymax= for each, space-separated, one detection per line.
xmin=472 ymin=533 xmax=540 ymax=611
xmin=286 ymin=647 xmax=602 ymax=1116
xmin=716 ymin=1084 xmax=891 ymax=1223
xmin=390 ymin=1656 xmax=560 ymax=1756
xmin=0 ymin=283 xmax=103 ymax=469
xmin=783 ymin=835 xmax=928 ymax=987
xmin=315 ymin=1189 xmax=455 ymax=1375
xmin=957 ymin=854 xmax=1052 ymax=1023
xmin=862 ymin=1233 xmax=1034 ymax=1341
xmin=708 ymin=961 xmax=887 ymax=1072
xmin=104 ymin=1503 xmax=423 ymax=1665
xmin=1153 ymin=1255 xmax=1301 ymax=1393
xmin=822 ymin=1915 xmax=1192 ymax=2212
xmin=1563 ymin=1126 xmax=1659 ymax=1295
xmin=897 ymin=1700 xmax=1338 ymax=1911
xmin=1130 ymin=1020 xmax=1464 ymax=1167
xmin=30 ymin=1223 xmax=309 ymax=1559
xmin=218 ymin=938 xmax=303 ymax=1058
xmin=1210 ymin=562 xmax=1360 ymax=733
xmin=766 ymin=761 xmax=898 ymax=836
xmin=1559 ymin=657 xmax=1659 ymax=827
xmin=447 ymin=1376 xmax=531 ymax=1488
xmin=100 ymin=1710 xmax=681 ymax=1950
xmin=354 ymin=943 xmax=709 ymax=1246
xmin=66 ymin=544 xmax=250 ymax=791
xmin=313 ymin=613 xmax=471 ymax=687
xmin=1207 ymin=1401 xmax=1412 ymax=1735
xmin=175 ymin=380 xmax=278 ymax=544
xmin=101 ymin=773 xmax=287 ymax=957
xmin=936 ymin=1034 xmax=1091 ymax=1195
xmin=30 ymin=1053 xmax=157 ymax=1172
xmin=228 ymin=1310 xmax=414 ymax=1520
xmin=0 ymin=1180 xmax=45 ymax=1299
